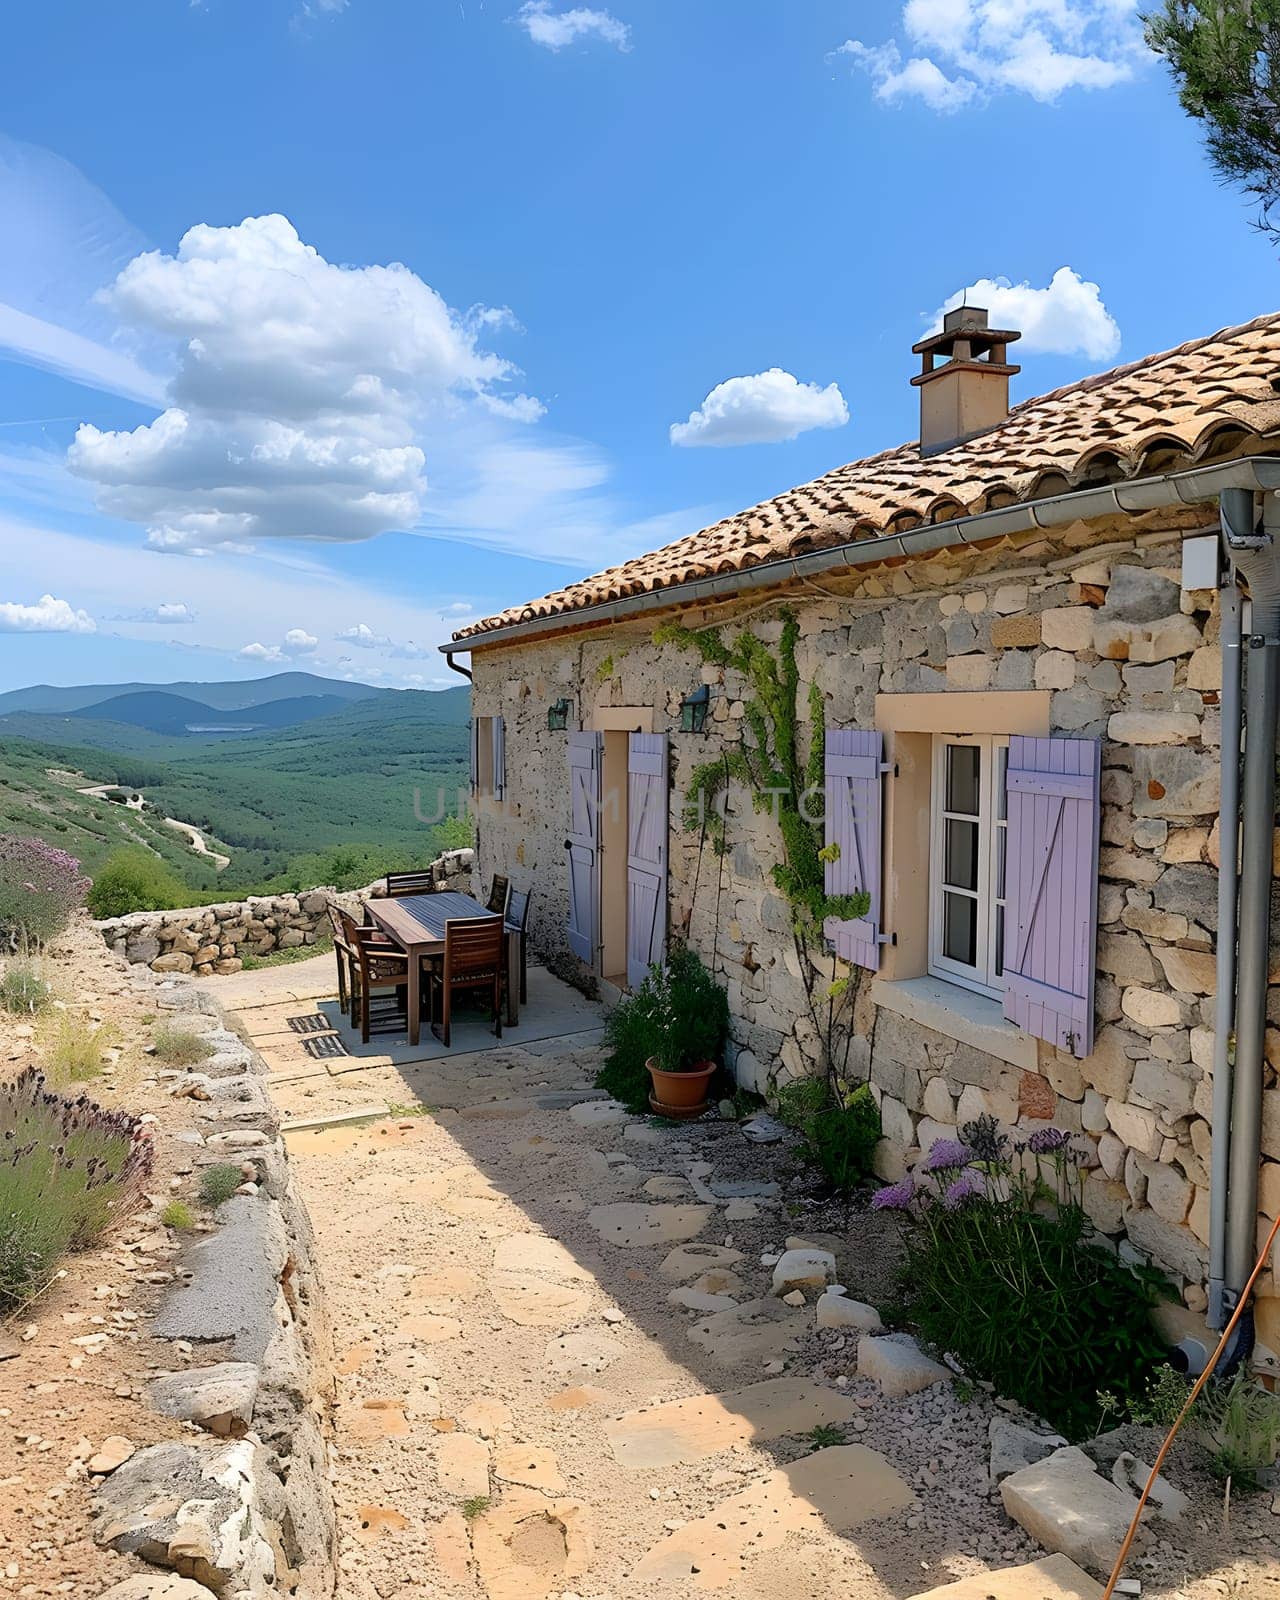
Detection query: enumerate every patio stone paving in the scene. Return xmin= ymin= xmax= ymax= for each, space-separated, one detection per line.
xmin=214 ymin=953 xmax=1096 ymax=1600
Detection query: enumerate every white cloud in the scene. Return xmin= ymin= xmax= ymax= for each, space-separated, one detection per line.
xmin=113 ymin=601 xmax=197 ymax=624
xmin=669 ymin=368 xmax=849 ymax=448
xmin=0 ymin=593 xmax=96 ymax=634
xmin=517 ymin=2 xmax=631 ymax=51
xmin=0 ymin=304 xmax=166 ymax=407
xmin=0 ymin=134 xmax=165 ymax=404
xmin=66 ymin=214 xmax=538 ymax=551
xmin=336 ymin=622 xmax=387 ymax=649
xmin=931 ymin=268 xmax=1121 ymax=361
xmin=238 ymin=627 xmax=318 ymax=664
xmin=834 ymin=0 xmax=1145 ymax=111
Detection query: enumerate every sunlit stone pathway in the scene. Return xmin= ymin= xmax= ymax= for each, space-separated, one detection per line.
xmin=217 ymin=955 xmax=1081 ymax=1600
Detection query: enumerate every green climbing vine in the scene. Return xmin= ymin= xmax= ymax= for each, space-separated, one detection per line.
xmin=656 ymin=607 xmax=871 ymax=1095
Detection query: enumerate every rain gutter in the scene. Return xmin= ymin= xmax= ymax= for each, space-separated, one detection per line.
xmin=440 ymin=455 xmax=1280 ymax=661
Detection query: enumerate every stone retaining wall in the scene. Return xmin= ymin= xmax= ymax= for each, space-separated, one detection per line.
xmin=92 ymin=962 xmax=336 ymax=1600
xmin=95 ymin=849 xmax=475 ymax=977
xmin=468 ymin=511 xmax=1280 ymax=1363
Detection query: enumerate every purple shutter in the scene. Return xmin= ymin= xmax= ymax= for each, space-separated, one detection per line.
xmin=566 ymin=731 xmax=601 ymax=966
xmin=1002 ymin=735 xmax=1101 ymax=1059
xmin=824 ymin=729 xmax=885 ymax=972
xmin=469 ymin=717 xmax=479 ymax=795
xmin=626 ymin=733 xmax=667 ymax=989
xmin=492 ymin=716 xmax=506 ymax=800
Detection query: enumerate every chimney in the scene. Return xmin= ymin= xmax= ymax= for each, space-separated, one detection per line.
xmin=912 ymin=305 xmax=1020 ymax=456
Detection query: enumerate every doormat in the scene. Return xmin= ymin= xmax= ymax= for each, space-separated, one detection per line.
xmin=288 ymin=1013 xmax=335 ymax=1035
xmin=302 ymin=1033 xmax=351 ymax=1059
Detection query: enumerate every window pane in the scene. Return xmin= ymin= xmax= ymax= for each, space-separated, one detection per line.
xmin=995 ymin=904 xmax=1005 ymax=977
xmin=942 ymin=892 xmax=978 ymax=966
xmin=995 ymin=827 xmax=1006 ymax=899
xmin=996 ymin=745 xmax=1008 ymax=822
xmin=944 ymin=818 xmax=979 ymax=890
xmin=946 ymin=743 xmax=980 ymax=814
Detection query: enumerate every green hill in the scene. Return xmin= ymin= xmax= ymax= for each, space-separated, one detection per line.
xmin=0 ymin=737 xmax=227 ymax=895
xmin=78 ymin=689 xmax=357 ymax=736
xmin=0 ymin=671 xmax=387 ymax=716
xmin=0 ymin=685 xmax=473 ymax=902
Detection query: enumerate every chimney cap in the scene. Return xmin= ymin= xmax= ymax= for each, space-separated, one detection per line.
xmin=912 ymin=309 xmax=1021 ymax=359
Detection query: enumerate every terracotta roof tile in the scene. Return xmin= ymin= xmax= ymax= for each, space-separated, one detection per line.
xmin=454 ymin=311 xmax=1280 ymax=644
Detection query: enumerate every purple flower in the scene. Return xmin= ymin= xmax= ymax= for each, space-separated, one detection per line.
xmin=871 ymin=1177 xmax=916 ymax=1211
xmin=944 ymin=1171 xmax=986 ymax=1209
xmin=923 ymin=1138 xmax=975 ymax=1173
xmin=1026 ymin=1127 xmax=1072 ymax=1156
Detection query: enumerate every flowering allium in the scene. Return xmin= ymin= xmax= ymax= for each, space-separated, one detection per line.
xmin=1026 ymin=1127 xmax=1073 ymax=1156
xmin=923 ymin=1138 xmax=975 ymax=1173
xmin=871 ymin=1177 xmax=915 ymax=1211
xmin=944 ymin=1171 xmax=986 ymax=1209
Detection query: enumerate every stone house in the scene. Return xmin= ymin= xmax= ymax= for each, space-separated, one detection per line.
xmin=443 ymin=310 xmax=1280 ymax=1367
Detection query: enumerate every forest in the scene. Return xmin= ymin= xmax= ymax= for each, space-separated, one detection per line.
xmin=0 ymin=689 xmax=472 ymax=900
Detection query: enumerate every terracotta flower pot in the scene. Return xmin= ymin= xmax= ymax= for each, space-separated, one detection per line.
xmin=646 ymin=1057 xmax=716 ymax=1119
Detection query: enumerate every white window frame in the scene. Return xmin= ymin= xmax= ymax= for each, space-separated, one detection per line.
xmin=928 ymin=733 xmax=1008 ymax=1001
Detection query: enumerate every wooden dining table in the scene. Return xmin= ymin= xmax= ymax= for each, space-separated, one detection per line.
xmin=363 ymin=890 xmax=518 ymax=1046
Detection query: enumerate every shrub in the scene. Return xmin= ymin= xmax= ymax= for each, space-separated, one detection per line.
xmin=0 ymin=836 xmax=90 ymax=948
xmin=198 ymin=1162 xmax=244 ymax=1207
xmin=0 ymin=960 xmax=52 ymax=1015
xmin=41 ymin=1013 xmax=117 ymax=1084
xmin=151 ymin=1022 xmax=213 ymax=1067
xmin=0 ymin=1068 xmax=152 ymax=1308
xmin=161 ymin=1199 xmax=196 ymax=1231
xmin=875 ymin=1118 xmax=1175 ymax=1438
xmin=1196 ymin=1371 xmax=1280 ymax=1487
xmin=776 ymin=1077 xmax=880 ymax=1195
xmin=804 ymin=1087 xmax=881 ymax=1194
xmin=86 ymin=849 xmax=186 ymax=919
xmin=595 ymin=943 xmax=729 ymax=1109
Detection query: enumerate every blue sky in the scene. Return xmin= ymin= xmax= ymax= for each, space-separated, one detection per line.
xmin=0 ymin=0 xmax=1274 ymax=694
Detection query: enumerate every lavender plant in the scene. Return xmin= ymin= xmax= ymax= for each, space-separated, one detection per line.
xmin=0 ymin=836 xmax=90 ymax=949
xmin=873 ymin=1116 xmax=1174 ymax=1437
xmin=0 ymin=1068 xmax=153 ymax=1308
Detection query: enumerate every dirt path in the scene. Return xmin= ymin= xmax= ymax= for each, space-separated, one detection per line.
xmin=220 ymin=957 xmax=1275 ymax=1600
xmin=72 ymin=780 xmax=232 ymax=870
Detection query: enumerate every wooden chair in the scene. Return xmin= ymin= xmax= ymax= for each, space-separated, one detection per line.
xmin=339 ymin=908 xmax=410 ymax=1043
xmin=324 ymin=903 xmax=357 ymax=1014
xmin=486 ymin=873 xmax=510 ymax=915
xmin=505 ymin=887 xmax=532 ymax=1006
xmin=386 ymin=869 xmax=439 ymax=897
xmin=428 ymin=917 xmax=504 ymax=1047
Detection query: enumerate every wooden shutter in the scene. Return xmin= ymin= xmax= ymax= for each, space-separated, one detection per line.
xmin=491 ymin=716 xmax=506 ymax=800
xmin=1002 ymin=734 xmax=1101 ymax=1059
xmin=566 ymin=731 xmax=601 ymax=966
xmin=626 ymin=733 xmax=667 ymax=989
xmin=824 ymin=728 xmax=886 ymax=972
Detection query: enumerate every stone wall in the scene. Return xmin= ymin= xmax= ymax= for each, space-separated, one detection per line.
xmin=91 ymin=954 xmax=336 ymax=1598
xmin=468 ymin=510 xmax=1280 ymax=1361
xmin=95 ymin=850 xmax=475 ymax=977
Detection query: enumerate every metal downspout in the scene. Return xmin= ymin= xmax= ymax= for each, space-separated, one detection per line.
xmin=1224 ymin=490 xmax=1280 ymax=1318
xmin=444 ymin=650 xmax=473 ymax=682
xmin=1207 ymin=493 xmax=1246 ymax=1329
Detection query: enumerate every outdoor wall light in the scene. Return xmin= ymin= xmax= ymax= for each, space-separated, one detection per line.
xmin=547 ymin=697 xmax=571 ymax=731
xmin=679 ymin=683 xmax=710 ymax=734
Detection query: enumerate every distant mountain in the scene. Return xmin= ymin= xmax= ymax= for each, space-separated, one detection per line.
xmin=0 ymin=671 xmax=389 ymax=717
xmin=77 ymin=690 xmax=357 ymax=736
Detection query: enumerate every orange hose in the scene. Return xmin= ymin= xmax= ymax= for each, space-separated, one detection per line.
xmin=1100 ymin=1209 xmax=1280 ymax=1600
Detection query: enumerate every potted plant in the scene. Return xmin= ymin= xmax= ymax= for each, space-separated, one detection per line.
xmin=641 ymin=943 xmax=729 ymax=1118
